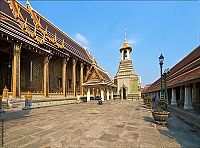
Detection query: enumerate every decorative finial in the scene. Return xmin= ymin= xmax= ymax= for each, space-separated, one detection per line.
xmin=26 ymin=0 xmax=30 ymax=9
xmin=124 ymin=26 xmax=127 ymax=41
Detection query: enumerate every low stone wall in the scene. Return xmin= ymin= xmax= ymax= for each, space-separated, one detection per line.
xmin=5 ymin=97 xmax=79 ymax=109
xmin=31 ymin=98 xmax=78 ymax=109
xmin=128 ymin=94 xmax=140 ymax=100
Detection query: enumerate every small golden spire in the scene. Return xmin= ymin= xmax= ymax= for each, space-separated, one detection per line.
xmin=119 ymin=26 xmax=132 ymax=52
xmin=54 ymin=33 xmax=57 ymax=42
xmin=44 ymin=26 xmax=48 ymax=36
xmin=26 ymin=0 xmax=31 ymax=9
xmin=60 ymin=39 xmax=65 ymax=49
xmin=34 ymin=23 xmax=36 ymax=33
xmin=36 ymin=17 xmax=41 ymax=27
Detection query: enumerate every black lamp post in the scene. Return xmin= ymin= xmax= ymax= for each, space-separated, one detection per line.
xmin=159 ymin=53 xmax=164 ymax=99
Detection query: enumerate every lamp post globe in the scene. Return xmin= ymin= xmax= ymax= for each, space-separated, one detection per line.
xmin=159 ymin=53 xmax=164 ymax=99
xmin=159 ymin=53 xmax=164 ymax=65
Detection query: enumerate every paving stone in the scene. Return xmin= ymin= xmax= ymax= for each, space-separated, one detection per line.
xmin=141 ymin=126 xmax=157 ymax=135
xmin=99 ymin=133 xmax=119 ymax=142
xmin=125 ymin=125 xmax=139 ymax=132
xmin=4 ymin=135 xmax=37 ymax=148
xmin=20 ymin=137 xmax=53 ymax=148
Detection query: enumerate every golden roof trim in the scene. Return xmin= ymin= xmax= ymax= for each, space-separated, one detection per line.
xmin=8 ymin=0 xmax=65 ymax=49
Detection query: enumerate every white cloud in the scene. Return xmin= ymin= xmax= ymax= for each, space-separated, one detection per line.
xmin=75 ymin=33 xmax=89 ymax=46
xmin=128 ymin=38 xmax=137 ymax=45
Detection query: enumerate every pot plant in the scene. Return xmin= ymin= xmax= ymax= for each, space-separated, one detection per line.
xmin=143 ymin=95 xmax=152 ymax=109
xmin=152 ymin=99 xmax=170 ymax=124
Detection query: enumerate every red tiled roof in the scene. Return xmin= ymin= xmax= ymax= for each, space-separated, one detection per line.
xmin=143 ymin=46 xmax=200 ymax=93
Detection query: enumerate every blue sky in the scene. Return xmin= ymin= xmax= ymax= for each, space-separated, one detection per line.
xmin=19 ymin=0 xmax=200 ymax=86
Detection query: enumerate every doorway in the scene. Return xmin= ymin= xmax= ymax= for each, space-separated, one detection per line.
xmin=122 ymin=87 xmax=127 ymax=99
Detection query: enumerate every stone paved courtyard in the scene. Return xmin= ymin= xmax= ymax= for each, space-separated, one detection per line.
xmin=2 ymin=100 xmax=200 ymax=148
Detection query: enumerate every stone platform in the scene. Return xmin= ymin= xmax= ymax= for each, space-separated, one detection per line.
xmin=2 ymin=100 xmax=200 ymax=147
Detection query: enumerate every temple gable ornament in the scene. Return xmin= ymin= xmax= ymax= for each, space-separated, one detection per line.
xmin=87 ymin=68 xmax=101 ymax=82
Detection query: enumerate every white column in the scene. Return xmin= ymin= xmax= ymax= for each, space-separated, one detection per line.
xmin=121 ymin=50 xmax=123 ymax=60
xmin=171 ymin=88 xmax=177 ymax=106
xmin=127 ymin=50 xmax=130 ymax=60
xmin=111 ymin=90 xmax=113 ymax=100
xmin=157 ymin=91 xmax=159 ymax=99
xmin=184 ymin=85 xmax=193 ymax=110
xmin=101 ymin=89 xmax=104 ymax=101
xmin=107 ymin=89 xmax=109 ymax=100
xmin=87 ymin=88 xmax=90 ymax=102
xmin=159 ymin=91 xmax=162 ymax=99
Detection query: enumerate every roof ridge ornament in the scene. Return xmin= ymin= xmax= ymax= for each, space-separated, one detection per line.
xmin=26 ymin=0 xmax=32 ymax=10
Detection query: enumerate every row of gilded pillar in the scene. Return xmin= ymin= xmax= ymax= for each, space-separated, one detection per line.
xmin=12 ymin=43 xmax=90 ymax=98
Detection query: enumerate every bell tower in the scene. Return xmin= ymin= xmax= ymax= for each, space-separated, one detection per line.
xmin=114 ymin=28 xmax=141 ymax=100
xmin=120 ymin=27 xmax=132 ymax=61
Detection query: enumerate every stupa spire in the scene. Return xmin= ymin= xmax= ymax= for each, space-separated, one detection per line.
xmin=124 ymin=26 xmax=127 ymax=42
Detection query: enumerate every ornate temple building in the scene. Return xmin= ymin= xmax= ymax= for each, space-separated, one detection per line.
xmin=83 ymin=64 xmax=116 ymax=101
xmin=142 ymin=46 xmax=200 ymax=110
xmin=114 ymin=31 xmax=141 ymax=99
xmin=0 ymin=0 xmax=115 ymax=100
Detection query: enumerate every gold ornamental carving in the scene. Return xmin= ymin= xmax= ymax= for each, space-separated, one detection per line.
xmin=90 ymin=71 xmax=99 ymax=80
xmin=8 ymin=0 xmax=66 ymax=49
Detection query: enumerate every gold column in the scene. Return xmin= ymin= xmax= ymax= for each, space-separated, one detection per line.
xmin=12 ymin=43 xmax=21 ymax=98
xmin=86 ymin=66 xmax=90 ymax=77
xmin=96 ymin=89 xmax=99 ymax=96
xmin=72 ymin=59 xmax=77 ymax=96
xmin=62 ymin=58 xmax=68 ymax=97
xmin=44 ymin=56 xmax=50 ymax=98
xmin=80 ymin=63 xmax=84 ymax=96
